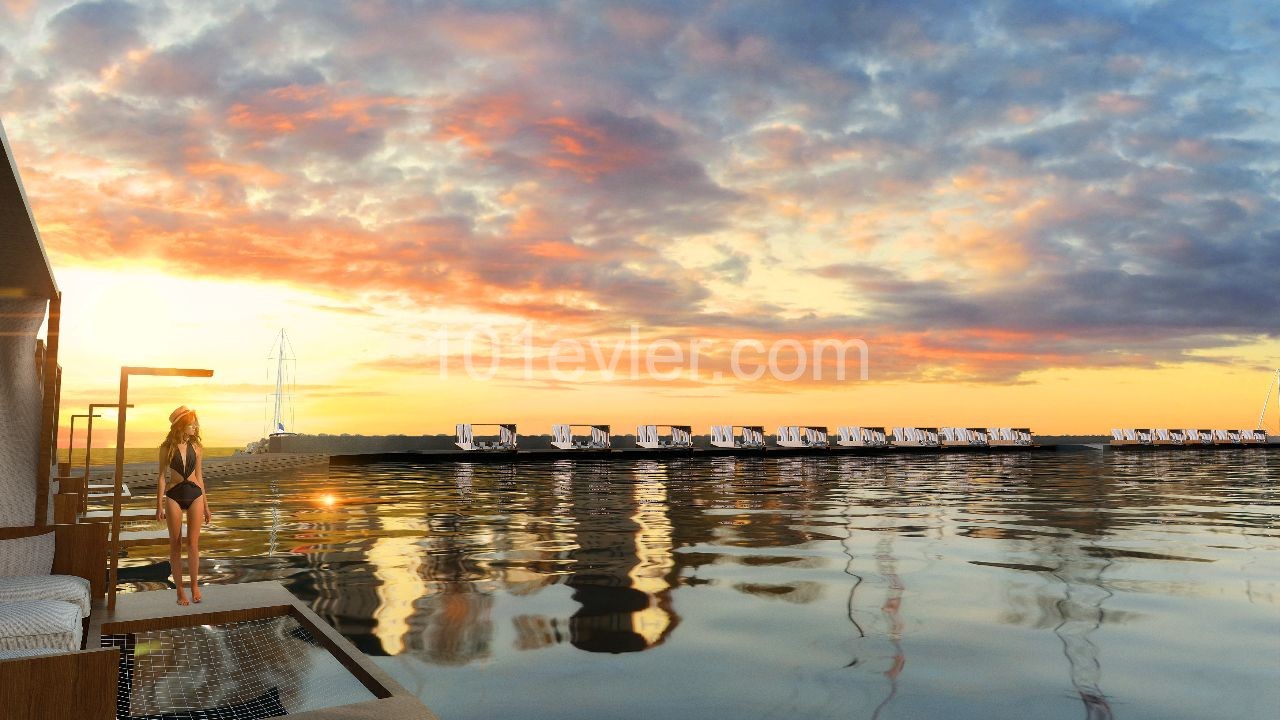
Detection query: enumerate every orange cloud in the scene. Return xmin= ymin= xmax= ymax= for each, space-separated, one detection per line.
xmin=226 ymin=83 xmax=415 ymax=139
xmin=433 ymin=90 xmax=698 ymax=187
xmin=526 ymin=241 xmax=588 ymax=260
xmin=184 ymin=157 xmax=287 ymax=187
xmin=432 ymin=91 xmax=529 ymax=151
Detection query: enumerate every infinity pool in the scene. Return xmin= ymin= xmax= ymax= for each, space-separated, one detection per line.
xmin=118 ymin=450 xmax=1280 ymax=719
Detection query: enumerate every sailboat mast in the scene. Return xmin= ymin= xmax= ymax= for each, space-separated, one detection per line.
xmin=1258 ymin=369 xmax=1279 ymax=434
xmin=266 ymin=328 xmax=294 ymax=436
xmin=273 ymin=329 xmax=285 ymax=433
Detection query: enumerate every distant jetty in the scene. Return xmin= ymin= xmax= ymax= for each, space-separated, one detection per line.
xmin=327 ymin=443 xmax=1055 ymax=467
xmin=253 ymin=431 xmax=1280 ymax=469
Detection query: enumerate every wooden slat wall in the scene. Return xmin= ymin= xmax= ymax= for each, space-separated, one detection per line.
xmin=52 ymin=493 xmax=78 ymax=524
xmin=0 ymin=648 xmax=118 ymax=720
xmin=52 ymin=523 xmax=107 ymax=599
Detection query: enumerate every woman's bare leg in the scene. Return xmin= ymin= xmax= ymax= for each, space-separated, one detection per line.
xmin=186 ymin=496 xmax=205 ymax=603
xmin=165 ymin=498 xmax=188 ymax=605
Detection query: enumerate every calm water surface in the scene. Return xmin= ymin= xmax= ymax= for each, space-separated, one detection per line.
xmin=119 ymin=450 xmax=1280 ymax=719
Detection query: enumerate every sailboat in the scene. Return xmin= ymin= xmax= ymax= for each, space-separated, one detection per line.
xmin=1257 ymin=368 xmax=1279 ymax=440
xmin=266 ymin=328 xmax=297 ymax=438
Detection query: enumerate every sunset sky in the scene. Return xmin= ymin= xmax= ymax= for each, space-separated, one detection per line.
xmin=3 ymin=0 xmax=1279 ymax=447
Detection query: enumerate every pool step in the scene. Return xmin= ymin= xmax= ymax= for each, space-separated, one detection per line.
xmin=86 ymin=482 xmax=131 ymax=499
xmin=82 ymin=508 xmax=155 ymax=521
xmin=117 ymin=529 xmax=174 ymax=547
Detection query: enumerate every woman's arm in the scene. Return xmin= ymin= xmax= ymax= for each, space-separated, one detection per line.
xmin=156 ymin=463 xmax=167 ymax=521
xmin=197 ymin=445 xmax=211 ymax=521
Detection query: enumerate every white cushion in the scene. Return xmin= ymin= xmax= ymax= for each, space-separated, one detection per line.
xmin=0 ymin=531 xmax=54 ymax=577
xmin=0 ymin=647 xmax=67 ymax=659
xmin=0 ymin=575 xmax=91 ymax=617
xmin=0 ymin=600 xmax=81 ymax=652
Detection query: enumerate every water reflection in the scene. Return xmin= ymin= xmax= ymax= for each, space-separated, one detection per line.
xmin=562 ymin=460 xmax=677 ymax=652
xmin=112 ymin=450 xmax=1280 ymax=720
xmin=873 ymin=534 xmax=905 ymax=720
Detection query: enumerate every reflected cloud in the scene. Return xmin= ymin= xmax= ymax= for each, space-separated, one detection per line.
xmin=403 ymin=585 xmax=494 ymax=665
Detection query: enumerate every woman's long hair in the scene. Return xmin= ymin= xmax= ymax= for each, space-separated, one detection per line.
xmin=158 ymin=414 xmax=203 ymax=469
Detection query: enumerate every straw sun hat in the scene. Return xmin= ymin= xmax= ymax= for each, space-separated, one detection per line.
xmin=169 ymin=406 xmax=197 ymax=428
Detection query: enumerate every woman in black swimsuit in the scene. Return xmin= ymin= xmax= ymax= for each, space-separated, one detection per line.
xmin=156 ymin=405 xmax=212 ymax=605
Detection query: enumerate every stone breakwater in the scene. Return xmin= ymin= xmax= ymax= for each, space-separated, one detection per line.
xmin=83 ymin=452 xmax=329 ymax=491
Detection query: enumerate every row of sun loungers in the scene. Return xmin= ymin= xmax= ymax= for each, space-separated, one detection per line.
xmin=455 ymin=423 xmax=1271 ymax=452
xmin=1110 ymin=428 xmax=1269 ymax=445
xmin=453 ymin=424 xmax=1039 ymax=451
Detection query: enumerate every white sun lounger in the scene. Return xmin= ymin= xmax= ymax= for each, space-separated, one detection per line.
xmin=835 ymin=426 xmax=889 ymax=447
xmin=892 ymin=427 xmax=940 ymax=447
xmin=636 ymin=424 xmax=693 ymax=450
xmin=804 ymin=426 xmax=829 ymax=448
xmin=1211 ymin=429 xmax=1240 ymax=444
xmin=552 ymin=423 xmax=611 ymax=450
xmin=940 ymin=427 xmax=990 ymax=446
xmin=455 ymin=423 xmax=518 ymax=451
xmin=1242 ymin=429 xmax=1267 ymax=444
xmin=776 ymin=425 xmax=828 ymax=448
xmin=987 ymin=427 xmax=1033 ymax=446
xmin=1183 ymin=429 xmax=1212 ymax=445
xmin=776 ymin=426 xmax=796 ymax=447
xmin=1152 ymin=428 xmax=1187 ymax=445
xmin=710 ymin=425 xmax=765 ymax=449
xmin=1111 ymin=428 xmax=1153 ymax=445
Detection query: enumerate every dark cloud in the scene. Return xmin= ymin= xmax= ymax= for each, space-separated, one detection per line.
xmin=123 ymin=36 xmax=225 ymax=97
xmin=74 ymin=90 xmax=189 ymax=148
xmin=815 ymin=257 xmax=1280 ymax=368
xmin=45 ymin=0 xmax=145 ymax=72
xmin=431 ymin=89 xmax=742 ymax=240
